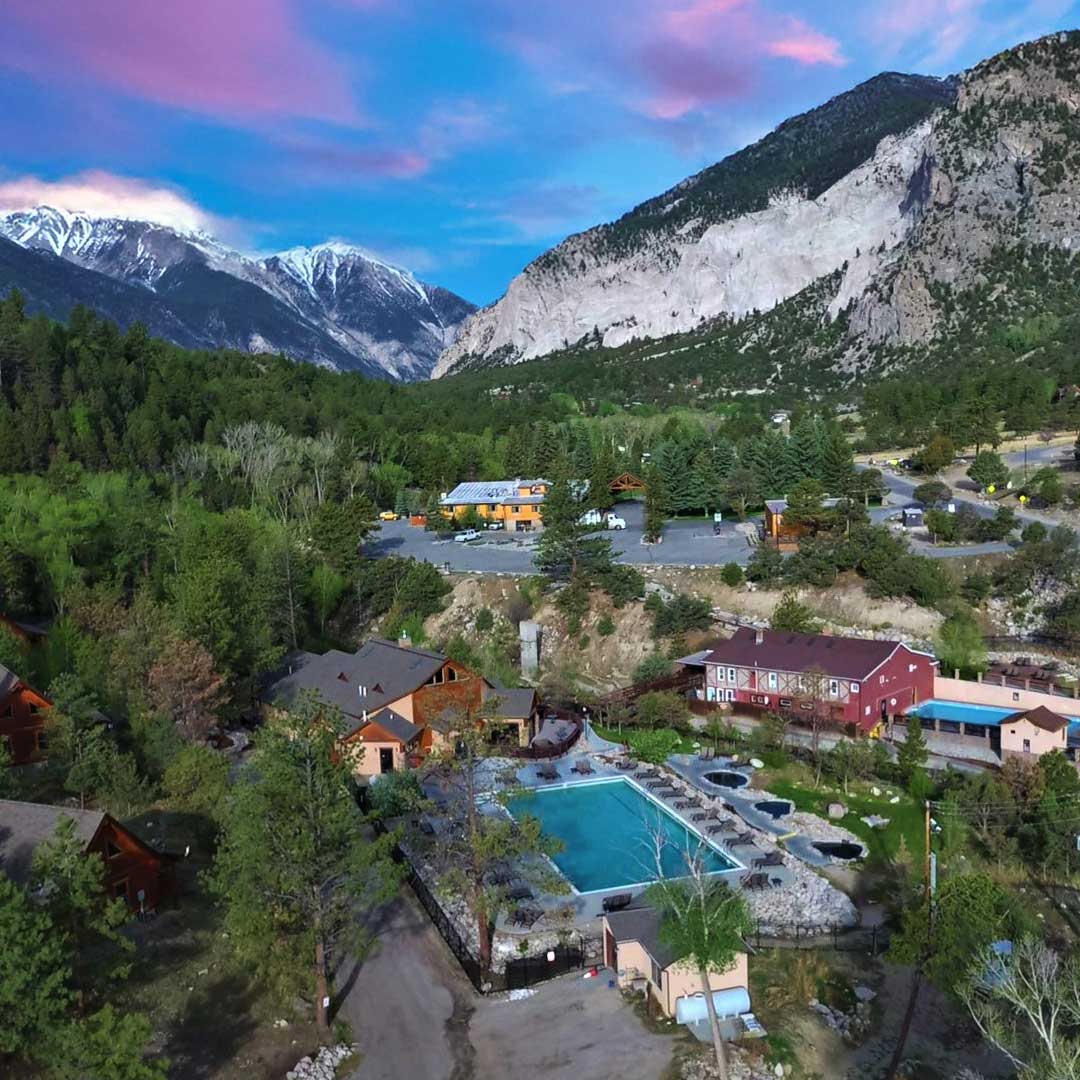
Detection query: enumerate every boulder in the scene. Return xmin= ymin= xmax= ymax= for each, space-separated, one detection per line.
xmin=827 ymin=802 xmax=847 ymax=820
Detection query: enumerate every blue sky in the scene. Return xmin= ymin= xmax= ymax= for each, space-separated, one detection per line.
xmin=0 ymin=0 xmax=1075 ymax=304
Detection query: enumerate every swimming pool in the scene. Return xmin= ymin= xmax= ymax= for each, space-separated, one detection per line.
xmin=908 ymin=699 xmax=1080 ymax=728
xmin=506 ymin=778 xmax=740 ymax=894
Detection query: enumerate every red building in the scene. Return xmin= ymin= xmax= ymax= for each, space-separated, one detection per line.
xmin=702 ymin=627 xmax=937 ymax=734
xmin=0 ymin=799 xmax=175 ymax=912
xmin=0 ymin=663 xmax=51 ymax=765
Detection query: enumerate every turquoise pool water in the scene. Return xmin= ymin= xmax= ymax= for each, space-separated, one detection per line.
xmin=506 ymin=778 xmax=739 ymax=893
xmin=908 ymin=699 xmax=1080 ymax=728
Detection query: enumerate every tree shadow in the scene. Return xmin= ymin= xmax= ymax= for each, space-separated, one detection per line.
xmin=162 ymin=971 xmax=261 ymax=1079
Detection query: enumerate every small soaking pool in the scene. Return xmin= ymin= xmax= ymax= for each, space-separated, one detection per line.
xmin=754 ymin=800 xmax=793 ymax=819
xmin=704 ymin=770 xmax=749 ymax=789
xmin=813 ymin=841 xmax=864 ymax=860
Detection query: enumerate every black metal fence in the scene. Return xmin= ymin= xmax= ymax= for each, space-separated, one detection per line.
xmin=750 ymin=922 xmax=888 ymax=955
xmin=505 ymin=938 xmax=604 ymax=990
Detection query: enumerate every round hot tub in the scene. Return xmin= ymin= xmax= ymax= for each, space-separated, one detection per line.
xmin=754 ymin=800 xmax=793 ymax=820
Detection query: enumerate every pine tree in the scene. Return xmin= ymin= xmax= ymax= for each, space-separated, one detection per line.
xmin=536 ymin=476 xmax=614 ymax=582
xmin=820 ymin=426 xmax=855 ymax=496
xmin=897 ymin=717 xmax=929 ymax=781
xmin=788 ymin=416 xmax=823 ymax=483
xmin=691 ymin=448 xmax=723 ymax=516
xmin=643 ymin=464 xmax=669 ymax=542
xmin=589 ymin=441 xmax=617 ymax=512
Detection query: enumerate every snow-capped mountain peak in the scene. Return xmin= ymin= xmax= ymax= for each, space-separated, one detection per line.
xmin=0 ymin=206 xmax=475 ymax=380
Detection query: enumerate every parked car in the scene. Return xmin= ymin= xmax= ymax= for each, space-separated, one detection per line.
xmin=454 ymin=529 xmax=480 ymax=543
xmin=485 ymin=522 xmax=503 ymax=530
xmin=379 ymin=510 xmax=399 ymax=521
xmin=605 ymin=513 xmax=627 ymax=530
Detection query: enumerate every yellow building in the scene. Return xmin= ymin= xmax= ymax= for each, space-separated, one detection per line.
xmin=439 ymin=479 xmax=550 ymax=532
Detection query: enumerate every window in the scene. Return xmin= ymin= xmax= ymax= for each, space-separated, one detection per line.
xmin=908 ymin=664 xmax=917 ymax=673
xmin=650 ymin=958 xmax=663 ymax=987
xmin=512 ymin=506 xmax=520 ymax=514
xmin=727 ymin=667 xmax=736 ymax=684
xmin=779 ymin=698 xmax=792 ymax=708
xmin=829 ymin=679 xmax=839 ymax=697
xmin=28 ymin=703 xmax=40 ymax=715
xmin=35 ymin=731 xmax=48 ymax=752
xmin=105 ymin=840 xmax=122 ymax=860
xmin=1023 ymin=739 xmax=1031 ymax=753
xmin=767 ymin=672 xmax=778 ymax=690
xmin=1012 ymin=692 xmax=1020 ymax=702
xmin=751 ymin=695 xmax=769 ymax=706
xmin=879 ymin=675 xmax=885 ymax=685
xmin=488 ymin=504 xmax=497 ymax=513
xmin=706 ymin=686 xmax=716 ymax=702
xmin=865 ymin=706 xmax=872 ymax=716
xmin=850 ymin=682 xmax=859 ymax=694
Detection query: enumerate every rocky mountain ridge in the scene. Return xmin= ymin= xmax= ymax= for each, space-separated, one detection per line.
xmin=437 ymin=31 xmax=1080 ymax=385
xmin=0 ymin=208 xmax=475 ymax=380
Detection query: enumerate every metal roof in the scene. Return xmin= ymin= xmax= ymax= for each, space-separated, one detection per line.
xmin=441 ymin=479 xmax=548 ymax=505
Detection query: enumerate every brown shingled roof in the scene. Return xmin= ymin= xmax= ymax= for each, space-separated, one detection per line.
xmin=703 ymin=627 xmax=925 ymax=681
xmin=1002 ymin=706 xmax=1070 ymax=734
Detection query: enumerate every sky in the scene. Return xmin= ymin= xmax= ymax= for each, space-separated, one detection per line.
xmin=0 ymin=0 xmax=1076 ymax=304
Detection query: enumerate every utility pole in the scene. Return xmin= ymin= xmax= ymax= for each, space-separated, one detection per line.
xmin=888 ymin=801 xmax=934 ymax=1080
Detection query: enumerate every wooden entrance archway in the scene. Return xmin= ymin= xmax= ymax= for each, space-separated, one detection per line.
xmin=609 ymin=471 xmax=646 ymax=493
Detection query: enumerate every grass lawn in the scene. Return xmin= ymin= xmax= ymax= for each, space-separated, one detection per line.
xmin=593 ymin=724 xmax=700 ymax=756
xmin=767 ymin=775 xmax=925 ymax=865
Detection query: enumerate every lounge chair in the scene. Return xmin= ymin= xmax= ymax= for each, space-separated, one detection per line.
xmin=602 ymin=892 xmax=633 ymax=913
xmin=729 ymin=831 xmax=757 ymax=847
xmin=571 ymin=759 xmax=594 ymax=776
xmin=742 ymin=872 xmax=769 ymax=890
xmin=616 ymin=758 xmax=637 ymax=771
xmin=753 ymin=851 xmax=784 ymax=869
xmin=653 ymin=787 xmax=677 ymax=797
xmin=676 ymin=797 xmax=702 ymax=810
xmin=690 ymin=812 xmax=710 ymax=823
xmin=706 ymin=823 xmax=730 ymax=835
xmin=636 ymin=768 xmax=660 ymax=780
xmin=511 ymin=906 xmax=543 ymax=929
xmin=536 ymin=765 xmax=558 ymax=781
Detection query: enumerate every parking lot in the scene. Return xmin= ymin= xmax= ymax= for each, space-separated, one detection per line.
xmin=369 ymin=500 xmax=751 ymax=574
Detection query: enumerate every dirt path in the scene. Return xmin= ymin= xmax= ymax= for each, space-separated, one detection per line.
xmin=342 ymin=891 xmax=476 ymax=1080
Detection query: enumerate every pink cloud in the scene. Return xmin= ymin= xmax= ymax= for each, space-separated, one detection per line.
xmin=768 ymin=18 xmax=846 ymax=66
xmin=4 ymin=0 xmax=360 ymax=124
xmin=865 ymin=0 xmax=985 ymax=65
xmin=276 ymin=138 xmax=431 ymax=183
xmin=481 ymin=0 xmax=844 ymax=122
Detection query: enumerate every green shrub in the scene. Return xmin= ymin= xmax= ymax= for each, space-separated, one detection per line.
xmin=624 ymin=728 xmax=682 ymax=764
xmin=633 ymin=653 xmax=673 ymax=685
xmin=720 ymin=562 xmax=745 ymax=587
xmin=474 ymin=607 xmax=495 ymax=633
xmin=597 ymin=614 xmax=616 ymax=637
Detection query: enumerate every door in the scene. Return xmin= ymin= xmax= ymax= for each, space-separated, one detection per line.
xmin=605 ymin=929 xmax=618 ymax=970
xmin=379 ymin=747 xmax=395 ymax=774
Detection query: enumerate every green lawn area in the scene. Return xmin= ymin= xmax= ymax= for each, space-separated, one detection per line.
xmin=766 ymin=775 xmax=924 ymax=865
xmin=593 ymin=724 xmax=700 ymax=756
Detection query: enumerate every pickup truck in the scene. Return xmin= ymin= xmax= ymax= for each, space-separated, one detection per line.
xmin=454 ymin=529 xmax=480 ymax=543
xmin=605 ymin=513 xmax=627 ymax=530
xmin=579 ymin=510 xmax=627 ymax=530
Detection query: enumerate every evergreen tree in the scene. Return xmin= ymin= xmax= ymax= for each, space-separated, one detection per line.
xmin=897 ymin=717 xmax=929 ymax=782
xmin=770 ymin=590 xmax=820 ymax=633
xmin=691 ymin=449 xmax=724 ymax=516
xmin=536 ymin=476 xmax=614 ymax=582
xmin=210 ymin=692 xmax=400 ymax=1036
xmin=589 ymin=441 xmax=617 ymax=513
xmin=820 ymin=426 xmax=855 ymax=495
xmin=788 ymin=416 xmax=823 ymax=483
xmin=643 ymin=464 xmax=669 ymax=543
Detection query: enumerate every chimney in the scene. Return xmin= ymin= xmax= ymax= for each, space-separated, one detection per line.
xmin=754 ymin=628 xmax=764 ymax=645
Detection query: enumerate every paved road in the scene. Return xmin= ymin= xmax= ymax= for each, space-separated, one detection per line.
xmin=342 ymin=890 xmax=677 ymax=1080
xmin=374 ymin=449 xmax=1080 ymax=577
xmin=370 ymin=499 xmax=750 ymax=574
